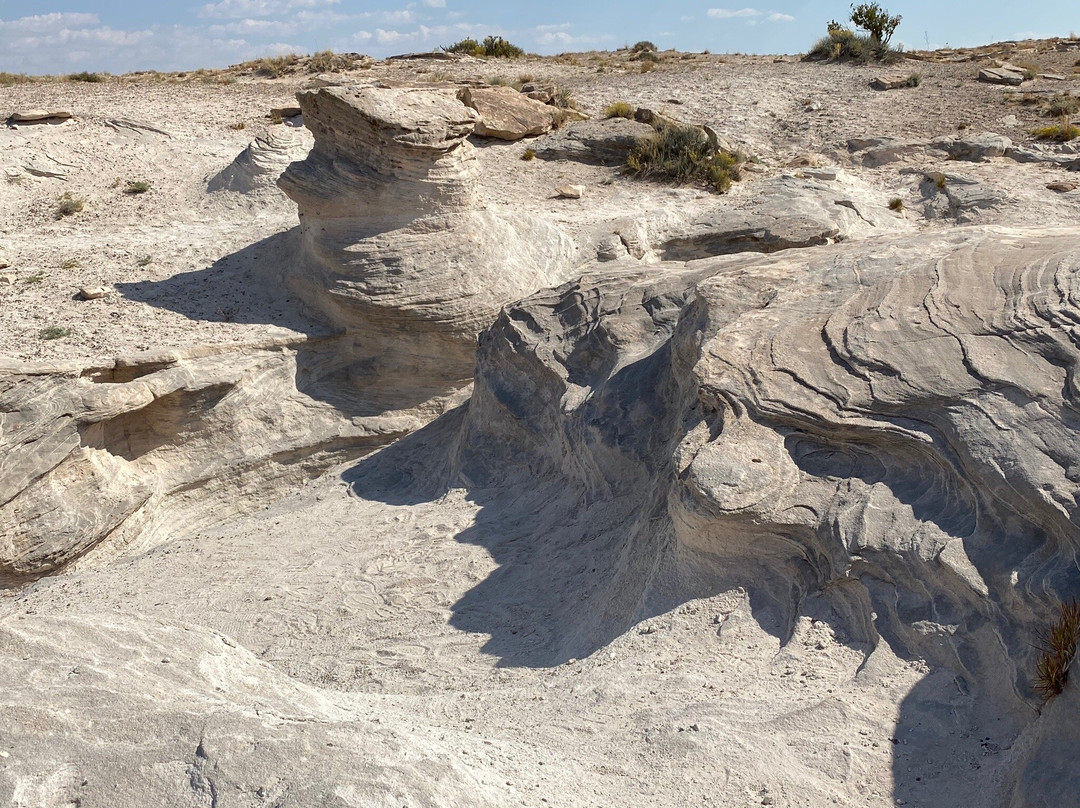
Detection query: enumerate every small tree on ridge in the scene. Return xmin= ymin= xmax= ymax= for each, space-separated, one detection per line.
xmin=849 ymin=3 xmax=901 ymax=44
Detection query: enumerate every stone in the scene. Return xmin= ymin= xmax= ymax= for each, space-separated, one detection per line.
xmin=1039 ymin=72 xmax=1067 ymax=81
xmin=78 ymin=286 xmax=107 ymax=300
xmin=271 ymin=106 xmax=302 ymax=119
xmin=1047 ymin=181 xmax=1078 ymax=192
xmin=556 ymin=184 xmax=584 ymax=199
xmin=536 ymin=118 xmax=655 ymax=164
xmin=457 ymin=86 xmax=555 ymax=140
xmin=930 ymin=133 xmax=1012 ymax=161
xmin=519 ymin=82 xmax=556 ymax=103
xmin=869 ymin=74 xmax=918 ymax=90
xmin=978 ymin=67 xmax=1025 ymax=85
xmin=0 ymin=272 xmax=15 ymax=285
xmin=8 ymin=109 xmax=72 ymax=122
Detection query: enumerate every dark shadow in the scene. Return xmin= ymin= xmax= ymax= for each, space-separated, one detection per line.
xmin=115 ymin=228 xmax=322 ymax=336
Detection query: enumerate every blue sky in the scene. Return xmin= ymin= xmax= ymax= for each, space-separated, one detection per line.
xmin=0 ymin=1 xmax=1076 ymax=74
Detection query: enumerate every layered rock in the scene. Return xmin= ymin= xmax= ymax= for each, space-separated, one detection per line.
xmin=207 ymin=126 xmax=310 ymax=193
xmin=278 ymin=85 xmax=575 ymax=384
xmin=451 ymin=225 xmax=1080 ymax=801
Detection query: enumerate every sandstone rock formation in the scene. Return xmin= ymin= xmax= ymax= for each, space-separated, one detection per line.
xmin=207 ymin=126 xmax=310 ymax=194
xmin=278 ymin=85 xmax=575 ymax=384
xmin=536 ymin=117 xmax=656 ymax=164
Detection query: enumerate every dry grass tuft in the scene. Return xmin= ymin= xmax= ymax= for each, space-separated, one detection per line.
xmin=604 ymin=101 xmax=636 ymax=119
xmin=1035 ymin=600 xmax=1080 ymax=702
xmin=1033 ymin=116 xmax=1080 ymax=142
xmin=55 ymin=192 xmax=85 ymax=219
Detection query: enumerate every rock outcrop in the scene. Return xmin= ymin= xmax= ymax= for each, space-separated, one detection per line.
xmin=450 ymin=225 xmax=1080 ymax=802
xmin=278 ymin=85 xmax=575 ymax=384
xmin=207 ymin=126 xmax=310 ymax=193
xmin=457 ymin=85 xmax=555 ymax=140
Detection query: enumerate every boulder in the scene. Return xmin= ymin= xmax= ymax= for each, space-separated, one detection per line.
xmin=536 ymin=117 xmax=655 ymax=164
xmin=556 ymin=184 xmax=584 ymax=199
xmin=978 ymin=67 xmax=1025 ymax=85
xmin=77 ymin=286 xmax=107 ymax=300
xmin=457 ymin=85 xmax=555 ymax=140
xmin=1047 ymin=181 xmax=1078 ymax=192
xmin=931 ymin=132 xmax=1012 ymax=161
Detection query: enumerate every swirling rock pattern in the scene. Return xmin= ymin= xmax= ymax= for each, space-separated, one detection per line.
xmin=459 ymin=225 xmax=1080 ymax=800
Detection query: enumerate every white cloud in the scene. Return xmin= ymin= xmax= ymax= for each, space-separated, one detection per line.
xmin=423 ymin=0 xmax=447 ymax=6
xmin=767 ymin=12 xmax=794 ymax=22
xmin=197 ymin=0 xmax=340 ymax=20
xmin=706 ymin=8 xmax=761 ymax=18
xmin=375 ymin=28 xmax=405 ymax=44
xmin=0 ymin=12 xmax=101 ymax=32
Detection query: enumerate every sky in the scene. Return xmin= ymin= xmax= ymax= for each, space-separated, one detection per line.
xmin=0 ymin=1 xmax=1076 ymax=75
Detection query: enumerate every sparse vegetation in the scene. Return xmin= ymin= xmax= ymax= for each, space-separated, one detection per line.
xmin=806 ymin=3 xmax=903 ymax=63
xmin=888 ymin=197 xmax=904 ymax=211
xmin=934 ymin=174 xmax=948 ymax=189
xmin=631 ymin=41 xmax=657 ymax=53
xmin=445 ymin=36 xmax=525 ymax=59
xmin=25 ymin=274 xmax=43 ymax=284
xmin=488 ymin=75 xmax=510 ymax=86
xmin=309 ymin=49 xmax=337 ymax=73
xmin=552 ymin=86 xmax=576 ymax=109
xmin=636 ymin=50 xmax=661 ymax=63
xmin=230 ymin=122 xmax=246 ymax=130
xmin=38 ymin=326 xmax=71 ymax=341
xmin=1033 ymin=116 xmax=1080 ymax=142
xmin=902 ymin=72 xmax=922 ymax=87
xmin=124 ymin=180 xmax=151 ymax=195
xmin=604 ymin=101 xmax=636 ymax=119
xmin=67 ymin=71 xmax=104 ymax=83
xmin=626 ymin=124 xmax=745 ymax=194
xmin=1013 ymin=60 xmax=1041 ymax=81
xmin=270 ymin=110 xmax=284 ymax=125
xmin=1046 ymin=94 xmax=1080 ymax=118
xmin=55 ymin=192 xmax=85 ymax=219
xmin=640 ymin=61 xmax=656 ymax=73
xmin=1035 ymin=600 xmax=1080 ymax=702
xmin=255 ymin=54 xmax=299 ymax=78
xmin=521 ymin=148 xmax=536 ymax=161
xmin=0 ymin=72 xmax=33 ymax=86
xmin=137 ymin=255 xmax=154 ymax=267
xmin=61 ymin=258 xmax=80 ymax=270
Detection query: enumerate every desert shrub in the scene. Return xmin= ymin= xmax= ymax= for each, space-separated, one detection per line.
xmin=626 ymin=124 xmax=744 ymax=194
xmin=1033 ymin=118 xmax=1080 ymax=141
xmin=137 ymin=255 xmax=153 ymax=266
xmin=230 ymin=121 xmax=246 ymax=130
xmin=1035 ymin=600 xmax=1080 ymax=701
xmin=309 ymin=49 xmax=336 ymax=73
xmin=0 ymin=72 xmax=32 ymax=86
xmin=640 ymin=61 xmax=656 ymax=73
xmin=488 ymin=75 xmax=510 ymax=86
xmin=632 ymin=41 xmax=657 ymax=52
xmin=521 ymin=148 xmax=536 ymax=161
xmin=902 ymin=72 xmax=922 ymax=87
xmin=447 ymin=36 xmax=524 ymax=58
xmin=888 ymin=197 xmax=904 ymax=211
xmin=67 ymin=71 xmax=103 ymax=83
xmin=636 ymin=50 xmax=661 ymax=63
xmin=552 ymin=86 xmax=576 ymax=109
xmin=604 ymin=101 xmax=635 ymax=119
xmin=55 ymin=192 xmax=84 ymax=219
xmin=1046 ymin=94 xmax=1080 ymax=117
xmin=255 ymin=54 xmax=298 ymax=78
xmin=61 ymin=258 xmax=80 ymax=269
xmin=849 ymin=2 xmax=901 ymax=44
xmin=124 ymin=180 xmax=151 ymax=194
xmin=39 ymin=326 xmax=71 ymax=340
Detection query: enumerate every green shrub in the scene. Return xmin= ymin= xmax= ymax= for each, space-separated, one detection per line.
xmin=553 ymin=86 xmax=576 ymax=109
xmin=805 ymin=27 xmax=902 ymax=63
xmin=446 ymin=36 xmax=524 ymax=58
xmin=604 ymin=101 xmax=635 ymax=119
xmin=903 ymin=72 xmax=922 ymax=87
xmin=137 ymin=255 xmax=153 ymax=267
xmin=67 ymin=71 xmax=103 ymax=83
xmin=61 ymin=258 xmax=80 ymax=269
xmin=849 ymin=2 xmax=901 ymax=44
xmin=55 ymin=192 xmax=84 ymax=219
xmin=632 ymin=41 xmax=657 ymax=52
xmin=39 ymin=326 xmax=71 ymax=340
xmin=636 ymin=50 xmax=661 ymax=62
xmin=1035 ymin=600 xmax=1080 ymax=701
xmin=888 ymin=197 xmax=904 ymax=211
xmin=521 ymin=148 xmax=536 ymax=161
xmin=124 ymin=180 xmax=151 ymax=194
xmin=626 ymin=124 xmax=744 ymax=194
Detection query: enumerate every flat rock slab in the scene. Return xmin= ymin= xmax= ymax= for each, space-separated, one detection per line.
xmin=556 ymin=184 xmax=584 ymax=198
xmin=9 ymin=110 xmax=73 ymax=122
xmin=978 ymin=67 xmax=1025 ymax=85
xmin=536 ymin=118 xmax=654 ymax=165
xmin=870 ymin=74 xmax=918 ymax=90
xmin=457 ymin=86 xmax=554 ymax=141
xmin=931 ymin=133 xmax=1012 ymax=162
xmin=271 ymin=106 xmax=302 ymax=119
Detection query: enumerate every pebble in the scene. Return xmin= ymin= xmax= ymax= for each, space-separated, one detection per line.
xmin=556 ymin=184 xmax=585 ymax=199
